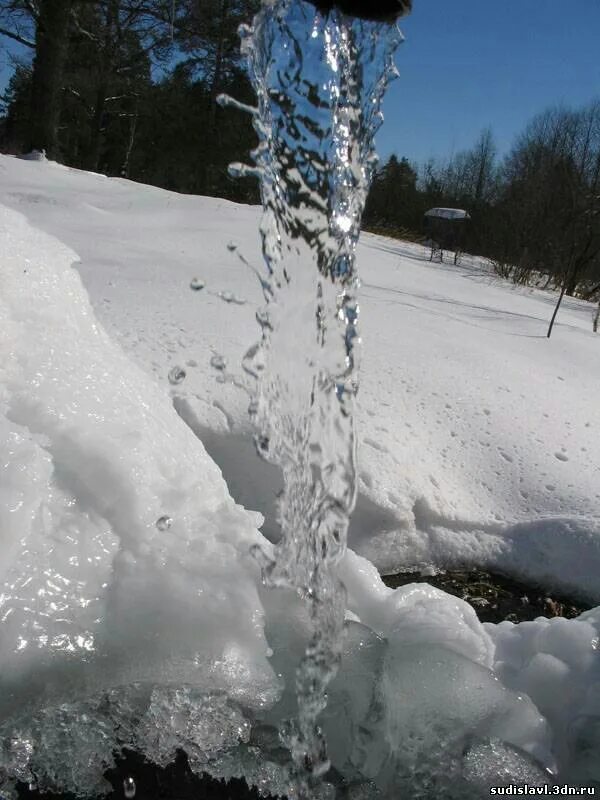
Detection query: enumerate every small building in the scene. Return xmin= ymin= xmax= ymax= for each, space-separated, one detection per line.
xmin=424 ymin=207 xmax=471 ymax=264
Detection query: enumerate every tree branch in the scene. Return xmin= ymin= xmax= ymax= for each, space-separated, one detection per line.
xmin=20 ymin=0 xmax=40 ymax=22
xmin=70 ymin=10 xmax=100 ymax=43
xmin=0 ymin=25 xmax=35 ymax=48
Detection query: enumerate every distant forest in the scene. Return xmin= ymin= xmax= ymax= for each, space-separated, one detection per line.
xmin=1 ymin=0 xmax=599 ymax=299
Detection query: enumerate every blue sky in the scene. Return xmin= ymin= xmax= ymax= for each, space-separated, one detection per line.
xmin=376 ymin=0 xmax=600 ymax=165
xmin=0 ymin=38 xmax=29 ymax=97
xmin=2 ymin=0 xmax=599 ymax=168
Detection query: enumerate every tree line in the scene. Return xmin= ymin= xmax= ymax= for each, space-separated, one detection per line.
xmin=0 ymin=0 xmax=260 ymax=201
xmin=1 ymin=4 xmax=599 ymax=302
xmin=363 ymin=104 xmax=600 ymax=302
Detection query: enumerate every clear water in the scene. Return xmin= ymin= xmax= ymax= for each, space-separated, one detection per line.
xmin=235 ymin=1 xmax=402 ymax=794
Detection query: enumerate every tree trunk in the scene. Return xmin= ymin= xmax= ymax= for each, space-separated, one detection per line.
xmin=87 ymin=0 xmax=118 ymax=171
xmin=87 ymin=82 xmax=108 ymax=171
xmin=203 ymin=0 xmax=231 ymax=193
xmin=208 ymin=0 xmax=230 ymax=131
xmin=565 ymin=267 xmax=579 ymax=297
xmin=594 ymin=302 xmax=600 ymax=333
xmin=547 ymin=275 xmax=569 ymax=339
xmin=121 ymin=110 xmax=138 ymax=178
xmin=28 ymin=0 xmax=73 ymax=159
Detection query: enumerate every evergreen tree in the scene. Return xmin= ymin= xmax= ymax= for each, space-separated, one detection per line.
xmin=364 ymin=154 xmax=419 ymax=232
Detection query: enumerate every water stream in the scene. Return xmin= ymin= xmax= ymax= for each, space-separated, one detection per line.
xmin=232 ymin=1 xmax=403 ymax=794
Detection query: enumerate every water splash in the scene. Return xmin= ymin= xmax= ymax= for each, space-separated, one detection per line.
xmin=237 ymin=1 xmax=403 ymax=793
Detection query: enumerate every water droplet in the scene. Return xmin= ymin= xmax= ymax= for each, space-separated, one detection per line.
xmin=227 ymin=242 xmax=237 ymax=252
xmin=168 ymin=366 xmax=186 ymax=385
xmin=123 ymin=776 xmax=136 ymax=798
xmin=189 ymin=277 xmax=205 ymax=291
xmin=210 ymin=354 xmax=226 ymax=371
xmin=156 ymin=515 xmax=172 ymax=531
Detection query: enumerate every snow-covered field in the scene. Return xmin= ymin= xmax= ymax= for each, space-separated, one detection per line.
xmin=1 ymin=154 xmax=599 ymax=795
xmin=2 ymin=154 xmax=599 ymax=594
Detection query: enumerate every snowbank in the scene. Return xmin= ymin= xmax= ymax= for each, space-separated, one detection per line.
xmin=0 ymin=203 xmax=277 ymax=794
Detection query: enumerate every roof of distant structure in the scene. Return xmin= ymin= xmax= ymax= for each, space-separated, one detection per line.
xmin=425 ymin=208 xmax=471 ymax=220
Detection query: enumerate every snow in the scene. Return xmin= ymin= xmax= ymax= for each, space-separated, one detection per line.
xmin=1 ymin=155 xmax=598 ymax=598
xmin=1 ymin=154 xmax=599 ymax=794
xmin=0 ymin=198 xmax=278 ymax=793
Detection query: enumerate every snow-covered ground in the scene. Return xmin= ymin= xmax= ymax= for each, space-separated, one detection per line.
xmin=2 ymin=154 xmax=599 ymax=596
xmin=1 ymin=154 xmax=599 ymax=795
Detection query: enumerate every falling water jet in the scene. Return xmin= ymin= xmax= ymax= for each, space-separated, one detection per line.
xmin=236 ymin=0 xmax=409 ymax=795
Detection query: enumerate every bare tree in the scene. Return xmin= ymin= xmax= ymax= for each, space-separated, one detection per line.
xmin=493 ymin=102 xmax=600 ymax=336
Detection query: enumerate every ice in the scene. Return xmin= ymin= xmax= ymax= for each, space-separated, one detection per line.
xmin=133 ymin=688 xmax=251 ymax=772
xmin=339 ymin=549 xmax=494 ymax=666
xmin=355 ymin=643 xmax=553 ymax=795
xmin=0 ymin=687 xmax=253 ymax=798
xmin=255 ymin=564 xmax=555 ymax=794
xmin=563 ymin=713 xmax=600 ymax=786
xmin=462 ymin=741 xmax=551 ymax=790
xmin=209 ymin=745 xmax=299 ymax=800
xmin=0 ymin=698 xmax=116 ymax=798
xmin=488 ymin=613 xmax=600 ymax=782
xmin=321 ymin=622 xmax=387 ymax=782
